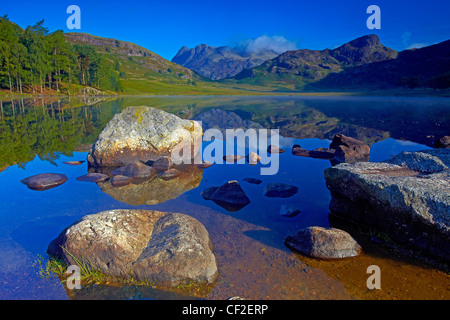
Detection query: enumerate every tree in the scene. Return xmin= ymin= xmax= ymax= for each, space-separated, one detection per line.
xmin=21 ymin=20 xmax=50 ymax=93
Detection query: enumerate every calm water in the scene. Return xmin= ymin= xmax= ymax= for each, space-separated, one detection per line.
xmin=0 ymin=95 xmax=449 ymax=300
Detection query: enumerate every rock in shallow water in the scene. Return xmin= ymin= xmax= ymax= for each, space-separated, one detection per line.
xmin=324 ymin=149 xmax=450 ymax=262
xmin=329 ymin=134 xmax=370 ymax=163
xmin=110 ymin=175 xmax=133 ymax=187
xmin=280 ymin=205 xmax=301 ymax=217
xmin=21 ymin=173 xmax=68 ymax=191
xmin=111 ymin=162 xmax=156 ymax=178
xmin=263 ymin=183 xmax=298 ymax=198
xmin=202 ymin=181 xmax=250 ymax=211
xmin=243 ymin=177 xmax=262 ymax=185
xmin=87 ymin=106 xmax=202 ymax=167
xmin=47 ymin=209 xmax=218 ymax=285
xmin=285 ymin=226 xmax=362 ymax=259
xmin=152 ymin=156 xmax=174 ymax=172
xmin=63 ymin=161 xmax=85 ymax=166
xmin=268 ymin=145 xmax=285 ymax=154
xmin=76 ymin=173 xmax=109 ymax=183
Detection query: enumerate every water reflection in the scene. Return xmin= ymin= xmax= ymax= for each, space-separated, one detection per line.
xmin=95 ymin=164 xmax=203 ymax=206
xmin=1 ymin=95 xmax=448 ymax=171
xmin=1 ymin=95 xmax=449 ymax=300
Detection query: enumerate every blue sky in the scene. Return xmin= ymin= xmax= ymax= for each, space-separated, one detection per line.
xmin=1 ymin=0 xmax=449 ymax=60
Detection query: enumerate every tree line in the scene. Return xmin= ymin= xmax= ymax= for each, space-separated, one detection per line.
xmin=0 ymin=16 xmax=122 ymax=94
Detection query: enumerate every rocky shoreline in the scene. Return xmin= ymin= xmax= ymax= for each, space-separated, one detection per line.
xmin=37 ymin=105 xmax=449 ymax=288
xmin=325 ymin=149 xmax=450 ymax=263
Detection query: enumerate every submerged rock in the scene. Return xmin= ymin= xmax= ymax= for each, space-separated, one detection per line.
xmin=63 ymin=161 xmax=85 ymax=166
xmin=243 ymin=177 xmax=262 ymax=185
xmin=76 ymin=173 xmax=109 ymax=183
xmin=280 ymin=205 xmax=301 ymax=217
xmin=285 ymin=226 xmax=362 ymax=259
xmin=111 ymin=162 xmax=156 ymax=178
xmin=263 ymin=183 xmax=298 ymax=198
xmin=202 ymin=180 xmax=250 ymax=211
xmin=87 ymin=106 xmax=202 ymax=167
xmin=159 ymin=168 xmax=183 ymax=180
xmin=47 ymin=209 xmax=218 ymax=285
xmin=110 ymin=175 xmax=133 ymax=187
xmin=152 ymin=156 xmax=174 ymax=172
xmin=324 ymin=149 xmax=450 ymax=262
xmin=21 ymin=173 xmax=68 ymax=191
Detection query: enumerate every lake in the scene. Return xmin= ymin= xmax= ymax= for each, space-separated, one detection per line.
xmin=0 ymin=95 xmax=449 ymax=300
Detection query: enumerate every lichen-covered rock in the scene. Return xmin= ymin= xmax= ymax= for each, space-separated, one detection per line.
xmin=87 ymin=106 xmax=202 ymax=167
xmin=285 ymin=226 xmax=361 ymax=259
xmin=324 ymin=149 xmax=450 ymax=261
xmin=47 ymin=209 xmax=218 ymax=285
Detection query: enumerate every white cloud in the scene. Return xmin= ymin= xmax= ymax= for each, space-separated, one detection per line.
xmin=235 ymin=35 xmax=298 ymax=55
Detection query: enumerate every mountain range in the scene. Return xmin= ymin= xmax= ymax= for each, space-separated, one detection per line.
xmin=67 ymin=32 xmax=450 ymax=93
xmin=171 ymin=34 xmax=449 ymax=91
xmin=232 ymin=34 xmax=450 ymax=90
xmin=172 ymin=44 xmax=280 ymax=80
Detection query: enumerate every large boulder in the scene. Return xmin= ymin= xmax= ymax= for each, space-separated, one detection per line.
xmin=324 ymin=149 xmax=450 ymax=261
xmin=47 ymin=209 xmax=218 ymax=285
xmin=285 ymin=226 xmax=362 ymax=259
xmin=87 ymin=106 xmax=202 ymax=167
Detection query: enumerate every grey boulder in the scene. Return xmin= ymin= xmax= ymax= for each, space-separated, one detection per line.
xmin=285 ymin=226 xmax=362 ymax=259
xmin=324 ymin=149 xmax=450 ymax=261
xmin=47 ymin=209 xmax=218 ymax=285
xmin=87 ymin=106 xmax=202 ymax=167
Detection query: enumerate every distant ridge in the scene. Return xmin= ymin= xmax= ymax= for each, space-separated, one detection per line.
xmin=172 ymin=43 xmax=280 ymax=80
xmin=233 ymin=35 xmax=397 ymax=82
xmin=232 ymin=34 xmax=450 ymax=90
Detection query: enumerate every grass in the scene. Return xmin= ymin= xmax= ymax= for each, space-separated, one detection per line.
xmin=33 ymin=251 xmax=156 ymax=288
xmin=33 ymin=248 xmax=214 ymax=297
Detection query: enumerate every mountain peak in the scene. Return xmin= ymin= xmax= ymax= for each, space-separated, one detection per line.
xmin=330 ymin=34 xmax=397 ymax=66
xmin=347 ymin=34 xmax=381 ymax=48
